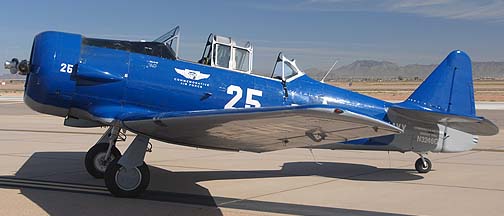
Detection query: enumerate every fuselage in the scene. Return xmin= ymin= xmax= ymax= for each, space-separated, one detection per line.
xmin=24 ymin=31 xmax=479 ymax=154
xmin=25 ymin=31 xmax=390 ymax=122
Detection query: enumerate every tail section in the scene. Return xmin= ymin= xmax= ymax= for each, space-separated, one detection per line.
xmin=387 ymin=51 xmax=497 ymax=154
xmin=406 ymin=50 xmax=475 ymax=117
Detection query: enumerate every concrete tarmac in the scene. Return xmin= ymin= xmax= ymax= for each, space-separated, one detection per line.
xmin=0 ymin=101 xmax=503 ymax=216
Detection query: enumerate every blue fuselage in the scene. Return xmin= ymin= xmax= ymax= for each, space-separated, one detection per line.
xmin=26 ymin=31 xmax=391 ymax=122
xmin=22 ymin=31 xmax=412 ymax=151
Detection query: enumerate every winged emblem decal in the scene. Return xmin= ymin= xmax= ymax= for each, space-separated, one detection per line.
xmin=174 ymin=68 xmax=210 ymax=80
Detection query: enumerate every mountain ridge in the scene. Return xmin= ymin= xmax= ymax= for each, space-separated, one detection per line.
xmin=304 ymin=60 xmax=504 ymax=80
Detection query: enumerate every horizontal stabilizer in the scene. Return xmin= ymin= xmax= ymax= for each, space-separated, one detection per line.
xmin=388 ymin=106 xmax=498 ymax=136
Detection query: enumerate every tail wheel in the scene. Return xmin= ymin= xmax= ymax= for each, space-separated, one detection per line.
xmin=104 ymin=159 xmax=150 ymax=197
xmin=415 ymin=157 xmax=432 ymax=173
xmin=85 ymin=143 xmax=121 ymax=178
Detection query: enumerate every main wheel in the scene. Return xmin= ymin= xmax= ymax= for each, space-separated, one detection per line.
xmin=415 ymin=157 xmax=432 ymax=173
xmin=85 ymin=143 xmax=121 ymax=178
xmin=104 ymin=159 xmax=150 ymax=197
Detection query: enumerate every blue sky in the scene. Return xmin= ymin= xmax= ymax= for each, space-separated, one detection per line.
xmin=1 ymin=0 xmax=503 ymax=74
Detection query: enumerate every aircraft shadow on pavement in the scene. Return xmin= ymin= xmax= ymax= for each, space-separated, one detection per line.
xmin=0 ymin=152 xmax=421 ymax=216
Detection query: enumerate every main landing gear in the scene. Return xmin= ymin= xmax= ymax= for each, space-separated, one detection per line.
xmin=85 ymin=127 xmax=122 ymax=178
xmin=415 ymin=154 xmax=432 ymax=173
xmin=85 ymin=125 xmax=151 ymax=197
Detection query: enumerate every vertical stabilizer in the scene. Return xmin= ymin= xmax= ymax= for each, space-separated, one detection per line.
xmin=405 ymin=50 xmax=475 ymax=117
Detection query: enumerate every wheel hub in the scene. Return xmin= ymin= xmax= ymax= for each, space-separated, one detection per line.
xmin=94 ymin=152 xmax=114 ymax=173
xmin=115 ymin=166 xmax=142 ymax=191
xmin=422 ymin=163 xmax=428 ymax=169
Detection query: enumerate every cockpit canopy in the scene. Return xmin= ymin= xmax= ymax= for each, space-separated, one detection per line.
xmin=153 ymin=26 xmax=180 ymax=58
xmin=271 ymin=53 xmax=302 ymax=81
xmin=152 ymin=26 xmax=304 ymax=79
xmin=199 ymin=34 xmax=253 ymax=73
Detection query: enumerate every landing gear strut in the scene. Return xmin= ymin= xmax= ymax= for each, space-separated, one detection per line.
xmin=415 ymin=154 xmax=432 ymax=173
xmin=85 ymin=125 xmax=151 ymax=197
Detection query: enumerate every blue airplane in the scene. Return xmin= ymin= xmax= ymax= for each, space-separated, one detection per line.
xmin=4 ymin=26 xmax=498 ymax=197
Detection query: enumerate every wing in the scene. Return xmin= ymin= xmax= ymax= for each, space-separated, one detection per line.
xmin=120 ymin=105 xmax=403 ymax=153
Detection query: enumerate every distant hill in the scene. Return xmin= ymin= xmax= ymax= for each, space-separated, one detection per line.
xmin=305 ymin=60 xmax=504 ymax=81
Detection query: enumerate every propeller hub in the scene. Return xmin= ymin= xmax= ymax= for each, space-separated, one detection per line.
xmin=4 ymin=58 xmax=29 ymax=75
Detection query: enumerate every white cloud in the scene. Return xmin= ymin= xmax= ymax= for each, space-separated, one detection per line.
xmin=259 ymin=0 xmax=504 ymax=22
xmin=389 ymin=0 xmax=454 ymax=8
xmin=385 ymin=0 xmax=504 ymax=22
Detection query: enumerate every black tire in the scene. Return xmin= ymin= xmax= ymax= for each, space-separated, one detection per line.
xmin=104 ymin=159 xmax=150 ymax=198
xmin=415 ymin=157 xmax=432 ymax=173
xmin=85 ymin=143 xmax=121 ymax=178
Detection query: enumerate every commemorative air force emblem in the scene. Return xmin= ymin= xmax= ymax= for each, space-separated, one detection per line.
xmin=174 ymin=68 xmax=210 ymax=80
xmin=173 ymin=68 xmax=211 ymax=89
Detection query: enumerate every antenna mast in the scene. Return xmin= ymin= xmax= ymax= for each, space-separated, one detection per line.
xmin=320 ymin=59 xmax=339 ymax=83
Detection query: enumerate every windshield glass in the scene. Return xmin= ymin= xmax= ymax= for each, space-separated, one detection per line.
xmin=271 ymin=60 xmax=297 ymax=80
xmin=234 ymin=48 xmax=250 ymax=72
xmin=215 ymin=44 xmax=231 ymax=68
xmin=153 ymin=26 xmax=180 ymax=57
xmin=284 ymin=62 xmax=296 ymax=79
